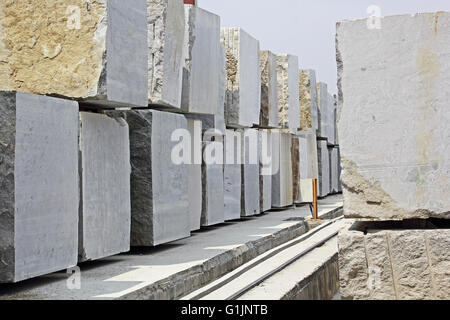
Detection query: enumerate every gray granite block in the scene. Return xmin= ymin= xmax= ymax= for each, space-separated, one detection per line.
xmin=317 ymin=139 xmax=330 ymax=197
xmin=240 ymin=129 xmax=260 ymax=217
xmin=277 ymin=54 xmax=300 ymax=133
xmin=260 ymin=51 xmax=278 ymax=128
xmin=259 ymin=130 xmax=273 ymax=212
xmin=186 ymin=119 xmax=202 ymax=231
xmin=224 ymin=129 xmax=242 ymax=221
xmin=271 ymin=130 xmax=293 ymax=208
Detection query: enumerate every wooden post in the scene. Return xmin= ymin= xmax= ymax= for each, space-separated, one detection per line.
xmin=312 ymin=178 xmax=320 ymax=221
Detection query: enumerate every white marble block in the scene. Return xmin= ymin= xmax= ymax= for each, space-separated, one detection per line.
xmin=297 ymin=131 xmax=320 ymax=203
xmin=299 ymin=70 xmax=319 ymax=132
xmin=221 ymin=28 xmax=261 ymax=128
xmin=277 ymin=54 xmax=300 ymax=134
xmin=0 ymin=0 xmax=148 ymax=108
xmin=316 ymin=82 xmax=328 ymax=139
xmin=260 ymin=51 xmax=279 ymax=128
xmin=182 ymin=5 xmax=222 ymax=115
xmin=317 ymin=139 xmax=330 ymax=198
xmin=259 ymin=130 xmax=273 ymax=212
xmin=329 ymin=147 xmax=339 ymax=194
xmin=0 ymin=92 xmax=79 ymax=283
xmin=337 ymin=12 xmax=450 ymax=220
xmin=327 ymin=94 xmax=337 ymax=146
xmin=187 ymin=119 xmax=202 ymax=231
xmin=224 ymin=129 xmax=242 ymax=220
xmin=148 ymin=0 xmax=185 ymax=108
xmin=78 ymin=112 xmax=131 ymax=262
xmin=271 ymin=130 xmax=293 ymax=208
xmin=240 ymin=129 xmax=260 ymax=216
xmin=124 ymin=109 xmax=190 ymax=246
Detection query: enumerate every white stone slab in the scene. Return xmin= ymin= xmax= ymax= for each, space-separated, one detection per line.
xmin=124 ymin=109 xmax=190 ymax=246
xmin=260 ymin=51 xmax=279 ymax=128
xmin=240 ymin=129 xmax=260 ymax=216
xmin=277 ymin=54 xmax=300 ymax=134
xmin=182 ymin=5 xmax=221 ymax=115
xmin=0 ymin=92 xmax=78 ymax=283
xmin=224 ymin=129 xmax=242 ymax=220
xmin=78 ymin=112 xmax=131 ymax=262
xmin=186 ymin=119 xmax=202 ymax=231
xmin=0 ymin=1 xmax=148 ymax=108
xmin=299 ymin=70 xmax=319 ymax=133
xmin=329 ymin=147 xmax=339 ymax=194
xmin=297 ymin=131 xmax=320 ymax=203
xmin=317 ymin=140 xmax=330 ymax=197
xmin=221 ymin=28 xmax=261 ymax=128
xmin=316 ymin=82 xmax=328 ymax=139
xmin=337 ymin=12 xmax=450 ymax=220
xmin=148 ymin=0 xmax=185 ymax=108
xmin=259 ymin=130 xmax=273 ymax=212
xmin=271 ymin=130 xmax=293 ymax=208
xmin=327 ymin=94 xmax=337 ymax=146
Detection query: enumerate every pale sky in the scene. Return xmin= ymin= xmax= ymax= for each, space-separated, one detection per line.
xmin=199 ymin=0 xmax=450 ymax=94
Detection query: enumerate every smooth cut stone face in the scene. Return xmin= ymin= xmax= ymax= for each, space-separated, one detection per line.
xmin=316 ymin=82 xmax=328 ymax=139
xmin=296 ymin=131 xmax=319 ymax=203
xmin=186 ymin=119 xmax=202 ymax=231
xmin=327 ymin=94 xmax=337 ymax=146
xmin=299 ymin=70 xmax=319 ymax=132
xmin=329 ymin=147 xmax=339 ymax=194
xmin=182 ymin=5 xmax=221 ymax=115
xmin=0 ymin=92 xmax=79 ymax=283
xmin=221 ymin=28 xmax=261 ymax=128
xmin=259 ymin=130 xmax=273 ymax=212
xmin=337 ymin=12 xmax=450 ymax=220
xmin=78 ymin=112 xmax=131 ymax=262
xmin=277 ymin=54 xmax=300 ymax=134
xmin=0 ymin=0 xmax=148 ymax=108
xmin=271 ymin=130 xmax=293 ymax=208
xmin=317 ymin=140 xmax=330 ymax=197
xmin=260 ymin=51 xmax=279 ymax=128
xmin=240 ymin=129 xmax=260 ymax=217
xmin=224 ymin=129 xmax=242 ymax=221
xmin=148 ymin=0 xmax=185 ymax=108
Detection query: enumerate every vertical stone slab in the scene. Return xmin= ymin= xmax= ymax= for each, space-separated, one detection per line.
xmin=337 ymin=12 xmax=450 ymax=220
xmin=78 ymin=112 xmax=131 ymax=262
xmin=277 ymin=54 xmax=300 ymax=134
xmin=299 ymin=70 xmax=319 ymax=132
xmin=148 ymin=0 xmax=185 ymax=108
xmin=327 ymin=94 xmax=337 ymax=146
xmin=259 ymin=130 xmax=273 ymax=212
xmin=124 ymin=109 xmax=190 ymax=246
xmin=291 ymin=136 xmax=301 ymax=203
xmin=0 ymin=0 xmax=148 ymax=108
xmin=224 ymin=129 xmax=242 ymax=220
xmin=240 ymin=129 xmax=260 ymax=216
xmin=0 ymin=92 xmax=78 ymax=283
xmin=317 ymin=140 xmax=330 ymax=197
xmin=297 ymin=131 xmax=320 ymax=203
xmin=182 ymin=5 xmax=221 ymax=115
xmin=186 ymin=119 xmax=202 ymax=231
xmin=316 ymin=82 xmax=328 ymax=139
xmin=271 ymin=130 xmax=293 ymax=208
xmin=260 ymin=51 xmax=278 ymax=128
xmin=329 ymin=147 xmax=339 ymax=194
xmin=221 ymin=28 xmax=261 ymax=128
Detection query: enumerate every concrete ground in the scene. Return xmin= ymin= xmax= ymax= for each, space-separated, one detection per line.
xmin=0 ymin=195 xmax=342 ymax=300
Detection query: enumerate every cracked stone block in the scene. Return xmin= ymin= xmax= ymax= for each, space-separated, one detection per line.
xmin=78 ymin=112 xmax=131 ymax=262
xmin=299 ymin=70 xmax=319 ymax=132
xmin=327 ymin=94 xmax=337 ymax=146
xmin=317 ymin=140 xmax=330 ymax=197
xmin=186 ymin=119 xmax=202 ymax=231
xmin=0 ymin=0 xmax=148 ymax=108
xmin=122 ymin=109 xmax=190 ymax=246
xmin=182 ymin=5 xmax=221 ymax=115
xmin=259 ymin=130 xmax=273 ymax=212
xmin=277 ymin=54 xmax=300 ymax=134
xmin=0 ymin=92 xmax=78 ymax=283
xmin=337 ymin=12 xmax=450 ymax=220
xmin=201 ymin=133 xmax=225 ymax=226
xmin=329 ymin=147 xmax=339 ymax=194
xmin=224 ymin=129 xmax=242 ymax=221
xmin=316 ymin=82 xmax=328 ymax=139
xmin=271 ymin=130 xmax=293 ymax=208
xmin=259 ymin=51 xmax=278 ymax=128
xmin=221 ymin=28 xmax=261 ymax=128
xmin=240 ymin=129 xmax=260 ymax=217
xmin=148 ymin=0 xmax=185 ymax=108
xmin=338 ymin=220 xmax=450 ymax=300
xmin=297 ymin=131 xmax=319 ymax=203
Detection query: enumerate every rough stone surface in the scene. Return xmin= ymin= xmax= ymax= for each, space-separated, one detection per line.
xmin=337 ymin=12 xmax=450 ymax=221
xmin=122 ymin=109 xmax=190 ymax=246
xmin=297 ymin=131 xmax=319 ymax=203
xmin=186 ymin=119 xmax=202 ymax=231
xmin=259 ymin=51 xmax=278 ymax=128
xmin=221 ymin=28 xmax=261 ymax=128
xmin=291 ymin=136 xmax=300 ymax=203
xmin=338 ymin=220 xmax=450 ymax=300
xmin=299 ymin=70 xmax=319 ymax=132
xmin=78 ymin=112 xmax=131 ymax=262
xmin=277 ymin=54 xmax=300 ymax=134
xmin=316 ymin=82 xmax=328 ymax=139
xmin=329 ymin=147 xmax=339 ymax=194
xmin=224 ymin=129 xmax=242 ymax=220
xmin=240 ymin=129 xmax=260 ymax=216
xmin=148 ymin=0 xmax=185 ymax=108
xmin=259 ymin=130 xmax=273 ymax=212
xmin=0 ymin=0 xmax=148 ymax=108
xmin=317 ymin=140 xmax=330 ymax=197
xmin=271 ymin=130 xmax=293 ymax=208
xmin=0 ymin=92 xmax=78 ymax=283
xmin=182 ymin=5 xmax=221 ymax=115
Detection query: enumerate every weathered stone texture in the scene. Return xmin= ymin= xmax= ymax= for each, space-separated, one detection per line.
xmin=0 ymin=92 xmax=78 ymax=283
xmin=337 ymin=12 xmax=450 ymax=220
xmin=221 ymin=28 xmax=261 ymax=128
xmin=316 ymin=82 xmax=328 ymax=139
xmin=224 ymin=129 xmax=242 ymax=220
xmin=0 ymin=0 xmax=148 ymax=107
xmin=240 ymin=129 xmax=260 ymax=216
xmin=338 ymin=221 xmax=450 ymax=300
xmin=259 ymin=51 xmax=278 ymax=128
xmin=123 ymin=109 xmax=190 ymax=246
xmin=271 ymin=130 xmax=293 ymax=208
xmin=182 ymin=5 xmax=221 ymax=115
xmin=78 ymin=112 xmax=131 ymax=262
xmin=299 ymin=70 xmax=319 ymax=132
xmin=277 ymin=54 xmax=300 ymax=133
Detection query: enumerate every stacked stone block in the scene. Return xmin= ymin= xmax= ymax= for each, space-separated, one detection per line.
xmin=277 ymin=54 xmax=300 ymax=134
